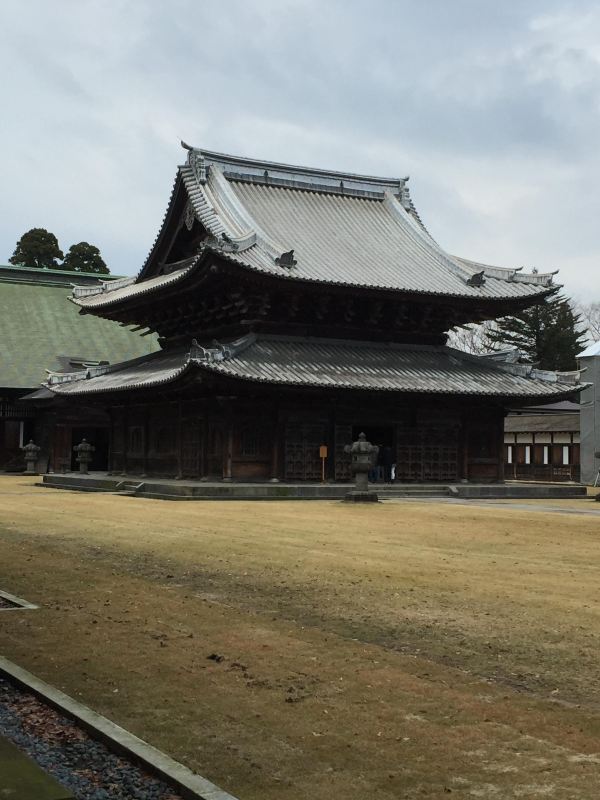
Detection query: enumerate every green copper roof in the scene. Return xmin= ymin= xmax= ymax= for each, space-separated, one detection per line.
xmin=0 ymin=267 xmax=159 ymax=389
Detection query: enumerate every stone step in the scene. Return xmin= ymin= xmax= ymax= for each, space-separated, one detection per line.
xmin=113 ymin=481 xmax=145 ymax=497
xmin=378 ymin=487 xmax=451 ymax=496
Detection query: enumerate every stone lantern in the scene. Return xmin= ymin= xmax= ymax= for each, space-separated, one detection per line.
xmin=343 ymin=432 xmax=379 ymax=503
xmin=73 ymin=439 xmax=95 ymax=474
xmin=21 ymin=440 xmax=41 ymax=475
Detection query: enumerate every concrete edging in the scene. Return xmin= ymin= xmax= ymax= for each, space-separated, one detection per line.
xmin=0 ymin=590 xmax=38 ymax=610
xmin=0 ymin=656 xmax=240 ymax=800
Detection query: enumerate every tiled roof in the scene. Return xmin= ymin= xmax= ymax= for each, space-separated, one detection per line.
xmin=578 ymin=341 xmax=600 ymax=358
xmin=72 ymin=147 xmax=556 ymax=310
xmin=0 ymin=272 xmax=160 ymax=389
xmin=505 ymin=413 xmax=580 ymax=433
xmin=44 ymin=335 xmax=584 ymax=401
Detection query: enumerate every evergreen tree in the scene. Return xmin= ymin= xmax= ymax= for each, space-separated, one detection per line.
xmin=9 ymin=228 xmax=63 ymax=269
xmin=62 ymin=242 xmax=109 ymax=274
xmin=485 ymin=289 xmax=587 ymax=371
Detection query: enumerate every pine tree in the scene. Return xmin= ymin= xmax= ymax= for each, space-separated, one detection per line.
xmin=485 ymin=289 xmax=587 ymax=371
xmin=62 ymin=242 xmax=109 ymax=274
xmin=9 ymin=228 xmax=64 ymax=269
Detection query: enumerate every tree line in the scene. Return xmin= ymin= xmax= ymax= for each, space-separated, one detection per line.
xmin=9 ymin=228 xmax=109 ymax=274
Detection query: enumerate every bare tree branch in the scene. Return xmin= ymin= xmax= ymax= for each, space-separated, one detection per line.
xmin=576 ymin=301 xmax=600 ymax=342
xmin=447 ymin=321 xmax=497 ymax=354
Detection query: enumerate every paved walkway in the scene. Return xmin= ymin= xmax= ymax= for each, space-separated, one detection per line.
xmin=383 ymin=496 xmax=600 ymax=516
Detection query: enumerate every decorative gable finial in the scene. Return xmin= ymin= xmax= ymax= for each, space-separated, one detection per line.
xmin=186 ymin=148 xmax=206 ymax=183
xmin=466 ymin=270 xmax=486 ymax=287
xmin=183 ymin=200 xmax=196 ymax=231
xmin=398 ymin=178 xmax=411 ymax=211
xmin=275 ymin=249 xmax=297 ymax=268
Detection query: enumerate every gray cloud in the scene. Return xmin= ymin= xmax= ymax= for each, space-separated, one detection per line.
xmin=1 ymin=0 xmax=599 ymax=299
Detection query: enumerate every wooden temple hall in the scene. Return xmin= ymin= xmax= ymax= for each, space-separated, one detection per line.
xmin=33 ymin=145 xmax=584 ymax=483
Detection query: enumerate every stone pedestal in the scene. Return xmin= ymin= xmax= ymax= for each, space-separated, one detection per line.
xmin=21 ymin=440 xmax=41 ymax=475
xmin=344 ymin=491 xmax=379 ymax=503
xmin=73 ymin=439 xmax=95 ymax=475
xmin=343 ymin=433 xmax=379 ymax=503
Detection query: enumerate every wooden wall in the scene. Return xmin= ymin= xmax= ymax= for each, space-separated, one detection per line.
xmin=104 ymin=394 xmax=505 ymax=483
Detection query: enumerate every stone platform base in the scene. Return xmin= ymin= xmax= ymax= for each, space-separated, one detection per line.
xmin=344 ymin=491 xmax=379 ymax=503
xmin=38 ymin=473 xmax=588 ymax=501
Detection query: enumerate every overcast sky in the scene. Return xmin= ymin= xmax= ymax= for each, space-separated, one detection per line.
xmin=2 ymin=0 xmax=599 ymax=300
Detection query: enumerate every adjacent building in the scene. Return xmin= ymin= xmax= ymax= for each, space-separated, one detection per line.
xmin=34 ymin=146 xmax=584 ymax=481
xmin=503 ymin=401 xmax=580 ymax=482
xmin=578 ymin=342 xmax=600 ymax=485
xmin=0 ymin=263 xmax=159 ymax=471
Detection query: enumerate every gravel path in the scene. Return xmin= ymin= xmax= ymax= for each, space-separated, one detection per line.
xmin=0 ymin=676 xmax=183 ymax=800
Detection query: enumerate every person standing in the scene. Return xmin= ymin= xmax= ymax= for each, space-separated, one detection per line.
xmin=381 ymin=445 xmax=393 ymax=484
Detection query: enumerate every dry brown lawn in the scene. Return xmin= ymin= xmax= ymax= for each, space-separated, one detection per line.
xmin=1 ymin=476 xmax=600 ymax=799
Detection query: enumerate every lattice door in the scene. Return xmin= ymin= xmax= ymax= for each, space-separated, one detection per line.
xmin=181 ymin=420 xmax=202 ymax=478
xmin=395 ymin=427 xmax=458 ymax=482
xmin=285 ymin=422 xmax=326 ymax=481
xmin=206 ymin=422 xmax=224 ymax=477
xmin=334 ymin=425 xmax=353 ymax=481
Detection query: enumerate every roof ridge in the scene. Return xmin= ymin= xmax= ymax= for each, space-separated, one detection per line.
xmin=181 ymin=142 xmax=409 ymax=191
xmin=452 ymin=255 xmax=557 ymax=288
xmin=449 ymin=344 xmax=584 ymax=387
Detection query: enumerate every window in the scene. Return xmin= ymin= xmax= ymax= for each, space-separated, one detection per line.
xmin=128 ymin=426 xmax=143 ymax=455
xmin=543 ymin=445 xmax=549 ymax=465
xmin=208 ymin=427 xmax=223 ymax=456
xmin=240 ymin=428 xmax=259 ymax=456
xmin=154 ymin=426 xmax=174 ymax=454
xmin=239 ymin=425 xmax=268 ymax=457
xmin=562 ymin=446 xmax=570 ymax=465
xmin=470 ymin=428 xmax=493 ymax=458
xmin=507 ymin=445 xmax=513 ymax=464
xmin=525 ymin=445 xmax=531 ymax=465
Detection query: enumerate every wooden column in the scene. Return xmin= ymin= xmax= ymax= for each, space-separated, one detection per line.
xmin=141 ymin=408 xmax=148 ymax=477
xmin=269 ymin=405 xmax=281 ymax=482
xmin=223 ymin=402 xmax=233 ymax=481
xmin=176 ymin=399 xmax=183 ymax=479
xmin=328 ymin=405 xmax=336 ymax=482
xmin=121 ymin=404 xmax=128 ymax=476
xmin=460 ymin=412 xmax=469 ymax=482
xmin=200 ymin=411 xmax=208 ymax=481
xmin=106 ymin=409 xmax=113 ymax=475
xmin=497 ymin=409 xmax=505 ymax=482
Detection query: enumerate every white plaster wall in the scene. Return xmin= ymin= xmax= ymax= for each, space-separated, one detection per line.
xmin=579 ymin=355 xmax=600 ymax=484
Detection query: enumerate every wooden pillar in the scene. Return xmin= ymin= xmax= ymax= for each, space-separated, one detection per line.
xmin=176 ymin=399 xmax=183 ymax=479
xmin=497 ymin=409 xmax=505 ymax=483
xmin=106 ymin=409 xmax=113 ymax=475
xmin=223 ymin=402 xmax=233 ymax=481
xmin=141 ymin=407 xmax=148 ymax=477
xmin=328 ymin=405 xmax=336 ymax=482
xmin=200 ymin=411 xmax=208 ymax=481
xmin=121 ymin=404 xmax=128 ymax=476
xmin=269 ymin=405 xmax=281 ymax=482
xmin=460 ymin=412 xmax=469 ymax=482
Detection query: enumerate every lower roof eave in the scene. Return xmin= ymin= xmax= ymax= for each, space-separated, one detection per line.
xmin=44 ymin=367 xmax=583 ymax=405
xmin=40 ymin=337 xmax=586 ymax=402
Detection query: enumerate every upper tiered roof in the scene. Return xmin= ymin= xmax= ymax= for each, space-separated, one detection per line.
xmin=72 ymin=145 xmax=557 ymax=312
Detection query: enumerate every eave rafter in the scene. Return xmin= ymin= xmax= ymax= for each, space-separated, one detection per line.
xmin=85 ymin=254 xmax=553 ymax=348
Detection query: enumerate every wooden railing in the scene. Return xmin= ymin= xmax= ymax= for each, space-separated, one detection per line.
xmin=505 ymin=463 xmax=580 ymax=482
